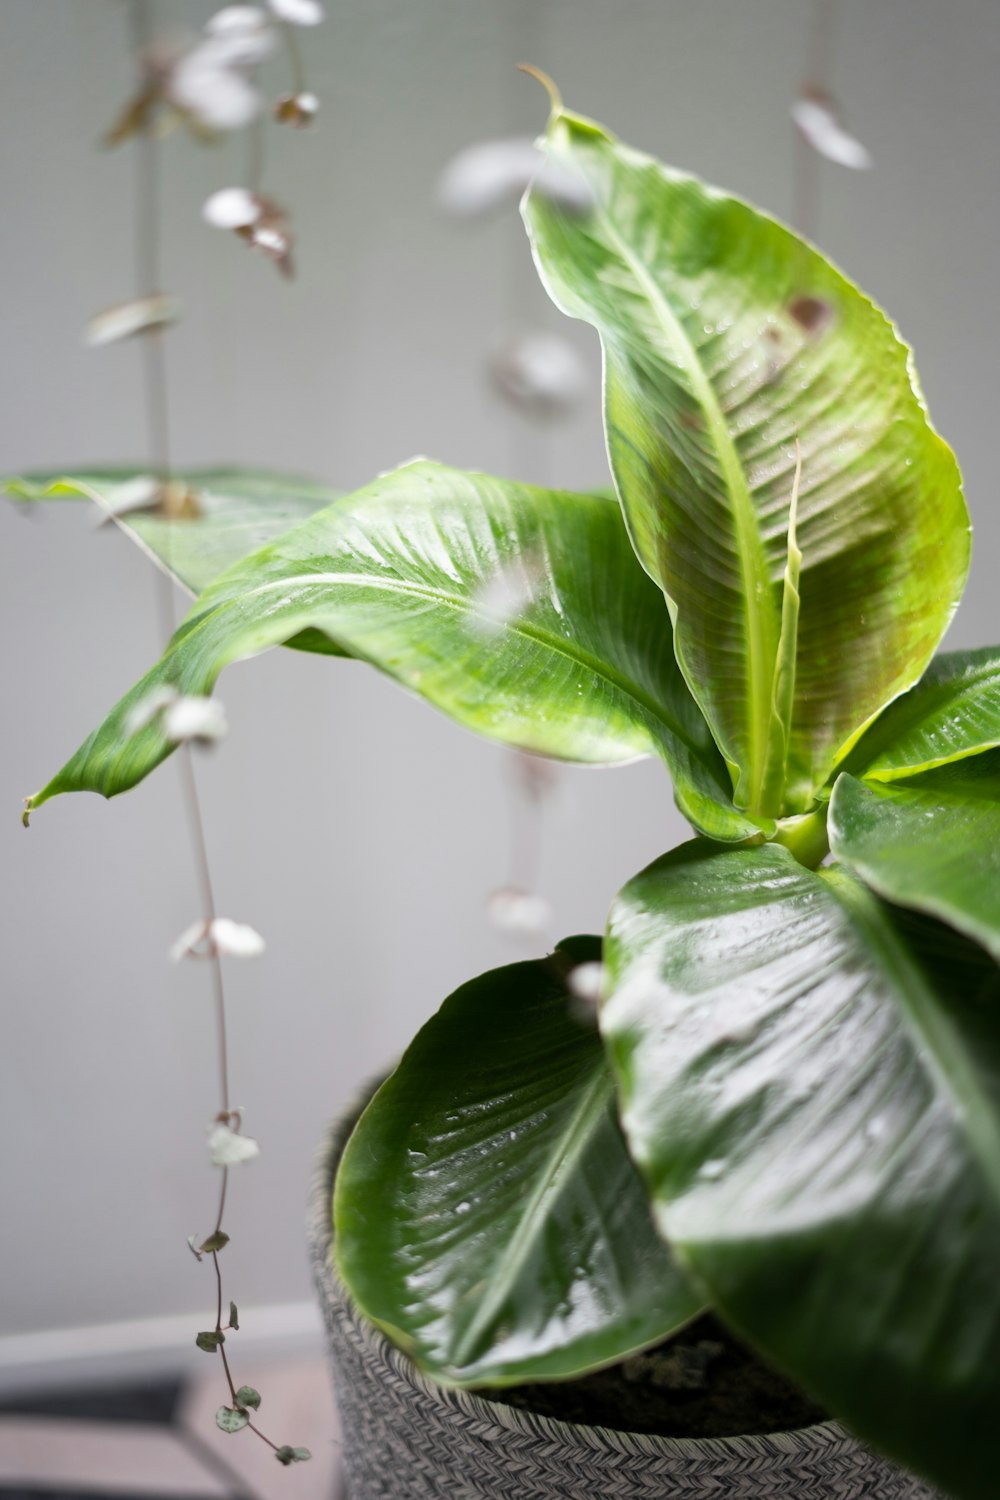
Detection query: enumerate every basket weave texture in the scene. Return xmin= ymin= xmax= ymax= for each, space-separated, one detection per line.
xmin=307 ymin=1106 xmax=940 ymax=1500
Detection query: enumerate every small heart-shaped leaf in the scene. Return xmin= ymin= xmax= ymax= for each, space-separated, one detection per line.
xmin=215 ymin=1405 xmax=249 ymax=1434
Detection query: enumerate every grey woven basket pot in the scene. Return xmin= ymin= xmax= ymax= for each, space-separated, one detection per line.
xmin=307 ymin=1104 xmax=940 ymax=1500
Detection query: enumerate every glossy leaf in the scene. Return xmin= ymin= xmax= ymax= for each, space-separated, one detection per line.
xmin=524 ymin=108 xmax=969 ymax=822
xmin=335 ymin=937 xmax=701 ymax=1386
xmin=842 ymin=645 xmax=1000 ymax=782
xmin=7 ymin=468 xmax=338 ymax=611
xmin=603 ymin=841 xmax=1000 ymax=1500
xmin=26 ymin=460 xmax=755 ymax=841
xmin=830 ymin=758 xmax=1000 ymax=960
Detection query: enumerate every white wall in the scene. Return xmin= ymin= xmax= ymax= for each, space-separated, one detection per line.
xmin=2 ymin=0 xmax=998 ymax=1360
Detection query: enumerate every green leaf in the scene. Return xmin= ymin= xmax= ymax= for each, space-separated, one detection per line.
xmin=830 ymin=758 xmax=1000 ymax=960
xmin=195 ymin=1331 xmax=224 ymax=1353
xmin=215 ymin=1405 xmax=249 ymax=1433
xmin=7 ymin=468 xmax=338 ymax=599
xmin=335 ymin=936 xmax=702 ymax=1387
xmin=274 ymin=1446 xmax=311 ymax=1465
xmin=234 ymin=1384 xmax=260 ymax=1410
xmin=228 ymin=1301 xmax=239 ymax=1331
xmin=26 ymin=460 xmax=755 ymax=842
xmin=760 ymin=444 xmax=802 ymax=813
xmin=603 ymin=841 xmax=1000 ymax=1500
xmin=842 ymin=645 xmax=1000 ymax=783
xmin=198 ymin=1229 xmax=229 ymax=1253
xmin=524 ymin=108 xmax=969 ymax=822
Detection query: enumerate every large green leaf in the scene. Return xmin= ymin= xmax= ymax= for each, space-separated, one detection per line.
xmin=7 ymin=468 xmax=337 ymax=600
xmin=523 ymin=108 xmax=969 ymax=823
xmin=602 ymin=840 xmax=1000 ymax=1500
xmin=26 ymin=460 xmax=755 ymax=841
xmin=841 ymin=646 xmax=1000 ymax=783
xmin=830 ymin=758 xmax=1000 ymax=960
xmin=335 ymin=936 xmax=701 ymax=1386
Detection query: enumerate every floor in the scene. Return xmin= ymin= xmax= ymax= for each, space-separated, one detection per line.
xmin=0 ymin=1360 xmax=345 ymax=1500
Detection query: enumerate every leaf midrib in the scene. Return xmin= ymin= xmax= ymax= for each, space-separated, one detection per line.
xmin=590 ymin=198 xmax=778 ymax=813
xmin=447 ymin=1064 xmax=614 ymax=1372
xmin=186 ymin=568 xmax=715 ymax=763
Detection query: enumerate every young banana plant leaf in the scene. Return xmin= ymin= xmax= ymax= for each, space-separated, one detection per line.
xmin=9 ymin=469 xmax=339 ymax=601
xmin=838 ymin=645 xmax=1000 ymax=781
xmin=334 ymin=937 xmax=702 ymax=1386
xmin=830 ymin=754 xmax=1000 ymax=961
xmin=823 ymin=645 xmax=1000 ymax=960
xmin=17 ymin=461 xmax=753 ymax=842
xmin=523 ymin=103 xmax=969 ymax=824
xmin=602 ymin=841 xmax=1000 ymax=1500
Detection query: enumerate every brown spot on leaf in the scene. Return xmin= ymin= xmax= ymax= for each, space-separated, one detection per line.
xmin=788 ymin=294 xmax=835 ymax=336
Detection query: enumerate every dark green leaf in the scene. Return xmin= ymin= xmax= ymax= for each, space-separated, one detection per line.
xmin=198 ymin=1229 xmax=229 ymax=1253
xmin=842 ymin=646 xmax=1000 ymax=783
xmin=215 ymin=1405 xmax=249 ymax=1433
xmin=234 ymin=1384 xmax=260 ymax=1410
xmin=274 ymin=1446 xmax=311 ymax=1465
xmin=195 ymin=1331 xmax=224 ymax=1353
xmin=26 ymin=460 xmax=754 ymax=842
xmin=524 ymin=109 xmax=969 ymax=822
xmin=335 ymin=936 xmax=701 ymax=1387
xmin=603 ymin=841 xmax=1000 ymax=1500
xmin=830 ymin=758 xmax=1000 ymax=960
xmin=228 ymin=1301 xmax=239 ymax=1331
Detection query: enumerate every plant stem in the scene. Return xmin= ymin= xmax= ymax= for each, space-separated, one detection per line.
xmin=218 ymin=1330 xmax=240 ymax=1403
xmin=214 ymin=1165 xmax=230 ymax=1237
xmin=174 ymin=742 xmax=231 ymax=1115
xmin=125 ymin=0 xmax=289 ymax=1455
xmin=283 ymin=21 xmax=306 ymax=95
xmin=246 ymin=112 xmax=266 ymax=196
xmin=793 ymin=0 xmax=840 ymax=242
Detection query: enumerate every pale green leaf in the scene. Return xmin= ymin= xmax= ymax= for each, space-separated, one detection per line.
xmin=335 ymin=936 xmax=701 ymax=1386
xmin=7 ymin=468 xmax=337 ymax=598
xmin=760 ymin=443 xmax=802 ymax=812
xmin=26 ymin=460 xmax=755 ymax=842
xmin=603 ymin=841 xmax=1000 ymax=1500
xmin=215 ymin=1405 xmax=249 ymax=1433
xmin=524 ymin=109 xmax=969 ymax=822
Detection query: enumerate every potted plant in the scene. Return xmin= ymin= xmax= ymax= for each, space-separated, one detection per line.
xmin=12 ymin=74 xmax=999 ymax=1500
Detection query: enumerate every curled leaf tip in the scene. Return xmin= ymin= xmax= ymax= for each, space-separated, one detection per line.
xmin=22 ymin=799 xmax=31 ymax=829
xmin=517 ymin=63 xmax=563 ymax=120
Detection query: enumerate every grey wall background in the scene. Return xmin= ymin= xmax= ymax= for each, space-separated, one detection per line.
xmin=1 ymin=0 xmax=998 ymax=1350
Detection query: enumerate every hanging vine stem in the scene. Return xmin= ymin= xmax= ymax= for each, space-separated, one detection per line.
xmin=282 ymin=21 xmax=307 ymax=96
xmin=123 ymin=0 xmax=307 ymax=1461
xmin=246 ymin=110 xmax=267 ymax=196
xmin=792 ymin=0 xmax=839 ymax=241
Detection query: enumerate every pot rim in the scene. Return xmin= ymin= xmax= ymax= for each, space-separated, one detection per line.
xmin=306 ymin=1094 xmax=860 ymax=1467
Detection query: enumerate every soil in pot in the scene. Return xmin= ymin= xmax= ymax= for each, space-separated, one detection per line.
xmin=479 ymin=1312 xmax=828 ymax=1439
